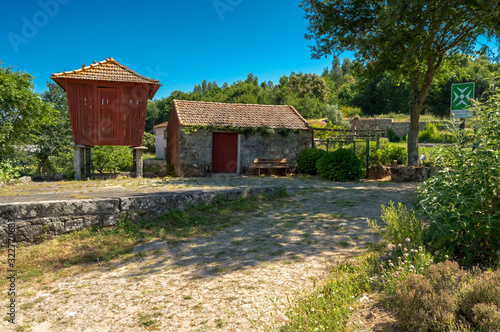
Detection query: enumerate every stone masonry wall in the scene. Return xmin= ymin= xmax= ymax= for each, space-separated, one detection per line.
xmin=178 ymin=129 xmax=213 ymax=177
xmin=239 ymin=131 xmax=312 ymax=175
xmin=350 ymin=118 xmax=451 ymax=137
xmin=0 ymin=186 xmax=281 ymax=247
xmin=177 ymin=129 xmax=313 ymax=177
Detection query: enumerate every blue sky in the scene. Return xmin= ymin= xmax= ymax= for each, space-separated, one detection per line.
xmin=0 ymin=0 xmax=350 ymax=99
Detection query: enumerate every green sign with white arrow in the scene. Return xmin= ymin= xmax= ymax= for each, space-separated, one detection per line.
xmin=451 ymin=82 xmax=474 ymax=118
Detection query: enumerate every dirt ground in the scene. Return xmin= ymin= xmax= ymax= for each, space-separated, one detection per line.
xmin=1 ymin=177 xmax=416 ymax=331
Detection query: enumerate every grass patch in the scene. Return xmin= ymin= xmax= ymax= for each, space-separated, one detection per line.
xmin=377 ymin=113 xmax=448 ymax=122
xmin=337 ymin=241 xmax=350 ymax=248
xmin=214 ymin=318 xmax=226 ymax=328
xmin=138 ymin=312 xmax=157 ymax=327
xmin=279 ymin=250 xmax=381 ymax=331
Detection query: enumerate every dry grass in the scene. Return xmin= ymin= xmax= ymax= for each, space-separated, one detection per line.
xmin=0 ymin=225 xmax=140 ymax=291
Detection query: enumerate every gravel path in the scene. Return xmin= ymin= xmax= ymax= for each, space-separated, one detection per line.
xmin=6 ymin=179 xmax=416 ymax=332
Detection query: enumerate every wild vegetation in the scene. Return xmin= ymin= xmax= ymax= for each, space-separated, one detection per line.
xmin=301 ymin=0 xmax=500 ymax=165
xmin=283 ymin=91 xmax=500 ymax=331
xmin=1 ymin=52 xmax=499 ymax=181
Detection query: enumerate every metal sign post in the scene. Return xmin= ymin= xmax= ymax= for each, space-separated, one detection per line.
xmin=451 ymin=82 xmax=475 ymax=119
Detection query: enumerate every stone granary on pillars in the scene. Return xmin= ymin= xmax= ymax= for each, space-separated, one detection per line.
xmin=51 ymin=58 xmax=161 ymax=180
xmin=167 ymin=100 xmax=312 ymax=177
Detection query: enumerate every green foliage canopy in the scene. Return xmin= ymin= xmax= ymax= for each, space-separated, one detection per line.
xmin=418 ymin=91 xmax=500 ymax=264
xmin=34 ymin=82 xmax=73 ymax=174
xmin=300 ymin=0 xmax=500 ymax=165
xmin=0 ymin=63 xmax=55 ymax=157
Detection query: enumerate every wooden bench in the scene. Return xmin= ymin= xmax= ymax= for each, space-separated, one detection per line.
xmin=252 ymin=158 xmax=289 ymax=176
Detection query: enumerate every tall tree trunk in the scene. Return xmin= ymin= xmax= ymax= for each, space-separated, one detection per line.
xmin=41 ymin=156 xmax=48 ymax=175
xmin=408 ymin=70 xmax=422 ymax=166
xmin=407 ymin=57 xmax=443 ymax=166
xmin=408 ymin=99 xmax=421 ymax=166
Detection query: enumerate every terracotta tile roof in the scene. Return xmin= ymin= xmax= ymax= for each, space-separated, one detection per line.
xmin=173 ymin=100 xmax=311 ymax=130
xmin=51 ymin=57 xmax=159 ymax=84
xmin=154 ymin=121 xmax=168 ymax=129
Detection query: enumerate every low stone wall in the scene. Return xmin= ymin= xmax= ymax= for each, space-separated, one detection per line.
xmin=390 ymin=166 xmax=437 ymax=182
xmin=350 ymin=118 xmax=451 ymax=137
xmin=0 ymin=186 xmax=281 ymax=247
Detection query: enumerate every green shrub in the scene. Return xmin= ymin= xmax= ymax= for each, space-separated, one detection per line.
xmin=368 ymin=201 xmax=424 ymax=247
xmin=312 ymin=122 xmax=348 ymax=139
xmin=142 ymin=132 xmax=156 ymax=152
xmin=418 ymin=92 xmax=500 ymax=265
xmin=469 ymin=303 xmax=500 ymax=331
xmin=340 ymin=106 xmax=363 ymax=118
xmin=296 ymin=148 xmax=326 ymax=175
xmin=91 ymin=146 xmax=133 ymax=173
xmin=377 ymin=241 xmax=434 ymax=295
xmin=392 ymin=273 xmax=457 ymax=331
xmin=386 ymin=128 xmax=401 ymax=142
xmin=316 ymin=148 xmax=364 ymax=181
xmin=458 ymin=270 xmax=500 ymax=324
xmin=0 ymin=161 xmax=22 ymax=182
xmin=352 ymin=140 xmax=377 ymax=168
xmin=418 ymin=122 xmax=454 ymax=143
xmin=371 ymin=144 xmax=408 ymax=165
xmin=325 ymin=103 xmax=349 ymax=128
xmin=424 ymin=260 xmax=467 ymax=294
xmin=390 ymin=264 xmax=500 ymax=331
xmin=390 ymin=261 xmax=470 ymax=331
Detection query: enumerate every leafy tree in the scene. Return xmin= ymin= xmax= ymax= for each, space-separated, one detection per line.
xmin=330 ymin=55 xmax=343 ymax=87
xmin=35 ymin=82 xmax=73 ymax=174
xmin=245 ymin=73 xmax=259 ymax=86
xmin=0 ymin=63 xmax=55 ymax=158
xmin=91 ymin=146 xmax=133 ymax=173
xmin=287 ymin=73 xmax=329 ymax=102
xmin=145 ymin=100 xmax=161 ymax=133
xmin=201 ymin=79 xmax=208 ymax=94
xmin=301 ymin=0 xmax=500 ymax=165
xmin=325 ymin=104 xmax=349 ymax=127
xmin=341 ymin=58 xmax=352 ymax=77
xmin=142 ymin=131 xmax=156 ymax=152
xmin=352 ymin=73 xmax=411 ymax=115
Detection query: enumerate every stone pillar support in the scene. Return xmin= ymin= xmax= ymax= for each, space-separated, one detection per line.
xmin=132 ymin=146 xmax=148 ymax=178
xmin=70 ymin=145 xmax=86 ymax=181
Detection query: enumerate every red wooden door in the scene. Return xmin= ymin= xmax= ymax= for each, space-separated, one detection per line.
xmin=212 ymin=132 xmax=238 ymax=173
xmin=98 ymin=88 xmax=118 ymax=143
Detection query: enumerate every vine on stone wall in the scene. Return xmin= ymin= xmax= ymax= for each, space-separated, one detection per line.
xmin=181 ymin=125 xmax=302 ymax=137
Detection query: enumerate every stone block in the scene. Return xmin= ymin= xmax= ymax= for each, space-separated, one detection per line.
xmin=390 ymin=166 xmax=436 ymax=182
xmin=16 ymin=224 xmax=44 ymax=243
xmin=369 ymin=165 xmax=391 ymax=179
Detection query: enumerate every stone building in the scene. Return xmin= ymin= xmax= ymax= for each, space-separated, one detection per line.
xmin=166 ymin=100 xmax=312 ymax=177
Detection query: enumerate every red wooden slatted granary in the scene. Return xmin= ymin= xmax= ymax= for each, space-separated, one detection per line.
xmin=51 ymin=57 xmax=161 ymax=146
